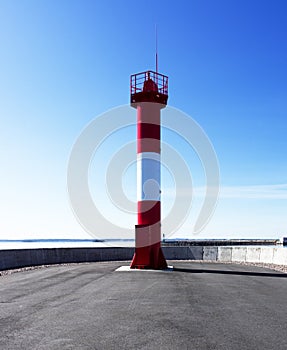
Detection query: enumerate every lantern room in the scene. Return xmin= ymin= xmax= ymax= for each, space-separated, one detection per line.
xmin=130 ymin=70 xmax=168 ymax=105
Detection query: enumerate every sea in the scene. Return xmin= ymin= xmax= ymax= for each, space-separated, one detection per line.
xmin=0 ymin=238 xmax=284 ymax=250
xmin=0 ymin=239 xmax=135 ymax=250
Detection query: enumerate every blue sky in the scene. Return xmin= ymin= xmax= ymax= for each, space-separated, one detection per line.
xmin=0 ymin=0 xmax=286 ymax=240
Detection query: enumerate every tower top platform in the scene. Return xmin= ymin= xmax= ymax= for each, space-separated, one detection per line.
xmin=130 ymin=70 xmax=168 ymax=105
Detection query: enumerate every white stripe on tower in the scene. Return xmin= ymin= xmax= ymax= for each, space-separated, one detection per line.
xmin=137 ymin=152 xmax=160 ymax=201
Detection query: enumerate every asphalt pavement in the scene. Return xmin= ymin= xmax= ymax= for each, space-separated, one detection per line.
xmin=0 ymin=261 xmax=287 ymax=350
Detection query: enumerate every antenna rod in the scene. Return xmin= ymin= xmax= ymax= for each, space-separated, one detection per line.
xmin=155 ymin=24 xmax=158 ymax=73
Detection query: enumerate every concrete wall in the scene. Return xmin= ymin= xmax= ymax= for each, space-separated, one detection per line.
xmin=1 ymin=246 xmax=287 ymax=271
xmin=203 ymin=247 xmax=218 ymax=261
xmin=163 ymin=246 xmax=203 ymax=260
xmin=218 ymin=246 xmax=287 ymax=266
xmin=0 ymin=248 xmax=134 ymax=271
xmin=0 ymin=246 xmax=203 ymax=271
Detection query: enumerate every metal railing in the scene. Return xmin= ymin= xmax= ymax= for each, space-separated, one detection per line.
xmin=130 ymin=70 xmax=168 ymax=96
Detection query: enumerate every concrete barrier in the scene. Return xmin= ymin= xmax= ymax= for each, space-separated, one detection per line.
xmin=259 ymin=247 xmax=274 ymax=264
xmin=203 ymin=247 xmax=218 ymax=261
xmin=0 ymin=248 xmax=134 ymax=271
xmin=1 ymin=246 xmax=287 ymax=271
xmin=273 ymin=247 xmax=287 ymax=265
xmin=218 ymin=247 xmax=232 ymax=262
xmin=246 ymin=247 xmax=261 ymax=263
xmin=0 ymin=247 xmax=204 ymax=271
xmin=163 ymin=246 xmax=203 ymax=260
xmin=232 ymin=247 xmax=247 ymax=262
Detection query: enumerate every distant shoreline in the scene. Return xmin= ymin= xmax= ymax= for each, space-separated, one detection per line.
xmin=0 ymin=238 xmax=281 ymax=247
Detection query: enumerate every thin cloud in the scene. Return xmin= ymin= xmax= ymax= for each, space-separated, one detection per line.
xmin=218 ymin=184 xmax=287 ymax=199
xmin=163 ymin=184 xmax=287 ymax=199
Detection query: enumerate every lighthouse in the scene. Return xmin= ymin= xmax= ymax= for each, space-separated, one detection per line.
xmin=130 ymin=70 xmax=168 ymax=269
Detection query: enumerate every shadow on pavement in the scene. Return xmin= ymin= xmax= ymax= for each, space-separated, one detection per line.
xmin=173 ymin=266 xmax=287 ymax=278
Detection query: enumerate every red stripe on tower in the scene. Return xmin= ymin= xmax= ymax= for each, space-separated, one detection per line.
xmin=130 ymin=70 xmax=168 ymax=269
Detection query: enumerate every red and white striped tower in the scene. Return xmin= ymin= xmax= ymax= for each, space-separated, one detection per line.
xmin=130 ymin=70 xmax=168 ymax=269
